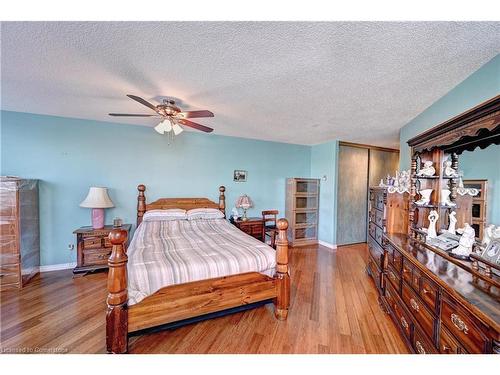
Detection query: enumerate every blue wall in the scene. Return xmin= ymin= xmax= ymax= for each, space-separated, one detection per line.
xmin=1 ymin=111 xmax=311 ymax=266
xmin=460 ymin=146 xmax=500 ymax=225
xmin=310 ymin=141 xmax=338 ymax=245
xmin=399 ymin=54 xmax=500 ymax=169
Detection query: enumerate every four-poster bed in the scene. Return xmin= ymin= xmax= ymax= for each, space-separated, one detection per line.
xmin=106 ymin=184 xmax=290 ymax=353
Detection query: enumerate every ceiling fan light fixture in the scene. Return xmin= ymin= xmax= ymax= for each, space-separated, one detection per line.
xmin=154 ymin=119 xmax=171 ymax=134
xmin=172 ymin=123 xmax=184 ymax=135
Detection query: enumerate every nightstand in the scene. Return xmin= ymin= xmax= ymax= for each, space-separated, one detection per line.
xmin=73 ymin=224 xmax=132 ymax=274
xmin=231 ymin=217 xmax=264 ymax=242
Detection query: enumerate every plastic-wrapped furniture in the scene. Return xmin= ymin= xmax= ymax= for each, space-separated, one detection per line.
xmin=0 ymin=177 xmax=40 ymax=290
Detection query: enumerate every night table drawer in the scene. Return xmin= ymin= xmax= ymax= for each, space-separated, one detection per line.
xmin=83 ymin=248 xmax=112 ymax=266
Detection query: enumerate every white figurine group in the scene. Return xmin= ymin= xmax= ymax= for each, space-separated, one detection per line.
xmin=425 ymin=210 xmax=476 ymax=258
xmin=416 ymin=158 xmax=459 ymax=178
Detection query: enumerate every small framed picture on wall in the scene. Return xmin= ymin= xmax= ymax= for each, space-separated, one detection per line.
xmin=233 ymin=170 xmax=247 ymax=182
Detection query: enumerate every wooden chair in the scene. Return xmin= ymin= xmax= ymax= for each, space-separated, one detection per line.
xmin=262 ymin=210 xmax=279 ymax=248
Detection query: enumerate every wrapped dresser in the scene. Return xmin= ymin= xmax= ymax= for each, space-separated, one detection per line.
xmin=0 ymin=177 xmax=40 ymax=290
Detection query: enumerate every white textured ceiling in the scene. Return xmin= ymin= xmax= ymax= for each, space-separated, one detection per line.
xmin=1 ymin=22 xmax=499 ymax=148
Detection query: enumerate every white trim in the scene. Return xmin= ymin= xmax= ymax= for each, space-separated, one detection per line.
xmin=318 ymin=240 xmax=337 ymax=250
xmin=39 ymin=262 xmax=76 ymax=273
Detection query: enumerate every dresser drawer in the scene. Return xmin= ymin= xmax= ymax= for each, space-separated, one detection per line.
xmin=0 ymin=263 xmax=20 ymax=287
xmin=413 ymin=325 xmax=437 ymax=354
xmin=375 ymin=191 xmax=385 ymax=210
xmin=393 ymin=298 xmax=412 ymax=340
xmin=368 ymin=235 xmax=384 ymax=269
xmin=439 ymin=325 xmax=467 ymax=354
xmin=386 ymin=264 xmax=400 ymax=292
xmin=387 ymin=243 xmax=403 ymax=271
xmin=368 ymin=222 xmax=376 ymax=240
xmin=0 ymin=234 xmax=18 ymax=256
xmin=441 ymin=294 xmax=490 ymax=353
xmin=375 ymin=209 xmax=384 ymax=229
xmin=402 ymin=258 xmax=413 ymax=285
xmin=384 ymin=280 xmax=398 ymax=313
xmin=402 ymin=282 xmax=435 ymax=340
xmin=83 ymin=248 xmax=111 ymax=266
xmin=419 ymin=273 xmax=438 ymax=313
xmin=367 ymin=255 xmax=381 ymax=290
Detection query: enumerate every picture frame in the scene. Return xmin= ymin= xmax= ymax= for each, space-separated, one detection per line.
xmin=233 ymin=170 xmax=247 ymax=182
xmin=479 ymin=238 xmax=500 ymax=276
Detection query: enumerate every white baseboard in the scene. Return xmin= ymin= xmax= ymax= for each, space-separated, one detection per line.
xmin=318 ymin=240 xmax=337 ymax=250
xmin=39 ymin=262 xmax=77 ymax=273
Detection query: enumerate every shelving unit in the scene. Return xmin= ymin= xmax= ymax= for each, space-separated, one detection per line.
xmin=285 ymin=178 xmax=319 ymax=246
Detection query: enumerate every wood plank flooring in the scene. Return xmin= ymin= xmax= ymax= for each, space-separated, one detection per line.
xmin=0 ymin=243 xmax=408 ymax=354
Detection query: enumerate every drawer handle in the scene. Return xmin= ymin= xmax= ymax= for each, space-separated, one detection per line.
xmin=451 ymin=313 xmax=469 ymax=335
xmin=97 ymin=255 xmax=107 ymax=260
xmin=442 ymin=345 xmax=451 ymax=353
xmin=389 ymin=272 xmax=396 ymax=281
xmin=415 ymin=341 xmax=426 ymax=354
xmin=422 ymin=288 xmax=429 ymax=295
xmin=410 ymin=298 xmax=420 ymax=312
xmin=400 ymin=317 xmax=409 ymax=329
xmin=403 ymin=268 xmax=410 ymax=274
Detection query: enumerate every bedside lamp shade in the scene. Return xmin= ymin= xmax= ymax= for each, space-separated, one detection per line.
xmin=80 ymin=187 xmax=114 ymax=229
xmin=236 ymin=194 xmax=253 ymax=221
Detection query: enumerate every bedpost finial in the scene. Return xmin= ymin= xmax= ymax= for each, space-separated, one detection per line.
xmin=219 ymin=185 xmax=225 ymax=193
xmin=109 ymin=229 xmax=128 ymax=245
xmin=138 ymin=184 xmax=146 ymax=192
xmin=277 ymin=218 xmax=288 ymax=231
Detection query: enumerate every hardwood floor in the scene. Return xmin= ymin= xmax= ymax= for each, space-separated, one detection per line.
xmin=0 ymin=244 xmax=408 ymax=354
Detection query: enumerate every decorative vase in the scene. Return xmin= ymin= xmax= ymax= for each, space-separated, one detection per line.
xmin=415 ymin=189 xmax=433 ymax=206
xmin=441 ymin=189 xmax=456 ymax=207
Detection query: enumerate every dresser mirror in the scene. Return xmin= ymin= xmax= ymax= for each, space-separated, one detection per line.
xmin=460 ymin=144 xmax=500 ymax=240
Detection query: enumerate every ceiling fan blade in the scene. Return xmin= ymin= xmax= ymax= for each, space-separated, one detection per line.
xmin=178 ymin=110 xmax=214 ymax=119
xmin=126 ymin=95 xmax=159 ymax=113
xmin=178 ymin=119 xmax=214 ymax=133
xmin=109 ymin=113 xmax=159 ymax=117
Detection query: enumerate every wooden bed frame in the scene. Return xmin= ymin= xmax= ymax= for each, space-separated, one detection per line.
xmin=106 ymin=184 xmax=290 ymax=353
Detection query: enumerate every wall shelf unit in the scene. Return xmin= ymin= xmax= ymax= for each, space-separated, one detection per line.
xmin=285 ymin=178 xmax=319 ymax=246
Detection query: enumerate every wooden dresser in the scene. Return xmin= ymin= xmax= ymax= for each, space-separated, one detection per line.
xmin=285 ymin=178 xmax=319 ymax=246
xmin=73 ymin=224 xmax=131 ymax=274
xmin=0 ymin=177 xmax=40 ymax=290
xmin=231 ymin=217 xmax=264 ymax=242
xmin=382 ymin=234 xmax=499 ymax=354
xmin=367 ymin=187 xmax=409 ymax=294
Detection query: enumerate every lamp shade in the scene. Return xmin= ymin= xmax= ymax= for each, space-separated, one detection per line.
xmin=236 ymin=194 xmax=253 ymax=209
xmin=80 ymin=187 xmax=114 ymax=208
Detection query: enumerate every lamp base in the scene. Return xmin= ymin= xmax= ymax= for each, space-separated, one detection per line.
xmin=242 ymin=209 xmax=249 ymax=221
xmin=91 ymin=208 xmax=105 ymax=229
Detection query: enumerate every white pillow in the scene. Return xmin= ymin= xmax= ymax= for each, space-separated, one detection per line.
xmin=187 ymin=208 xmax=225 ymax=220
xmin=142 ymin=209 xmax=187 ymax=222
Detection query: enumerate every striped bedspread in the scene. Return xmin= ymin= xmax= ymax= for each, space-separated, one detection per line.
xmin=127 ymin=218 xmax=276 ymax=306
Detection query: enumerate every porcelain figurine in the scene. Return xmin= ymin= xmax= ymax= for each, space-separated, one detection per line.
xmin=443 ymin=159 xmax=458 ymax=177
xmin=417 ymin=161 xmax=436 ymax=177
xmin=415 ymin=189 xmax=433 ymax=206
xmin=231 ymin=207 xmax=239 ymax=221
xmin=441 ymin=189 xmax=456 ymax=207
xmin=482 ymin=224 xmax=495 ymax=248
xmin=427 ymin=210 xmax=439 ymax=239
xmin=452 ymin=223 xmax=475 ymax=258
xmin=446 ymin=211 xmax=457 ymax=234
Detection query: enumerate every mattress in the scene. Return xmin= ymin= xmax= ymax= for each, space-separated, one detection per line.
xmin=127 ymin=218 xmax=276 ymax=305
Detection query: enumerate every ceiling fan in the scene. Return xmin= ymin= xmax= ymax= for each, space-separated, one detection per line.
xmin=109 ymin=94 xmax=214 ymax=137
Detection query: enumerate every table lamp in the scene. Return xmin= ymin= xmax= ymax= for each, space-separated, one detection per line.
xmin=80 ymin=187 xmax=114 ymax=229
xmin=236 ymin=194 xmax=253 ymax=221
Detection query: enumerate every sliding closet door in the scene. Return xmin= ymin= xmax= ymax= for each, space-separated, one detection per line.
xmin=368 ymin=149 xmax=400 ymax=187
xmin=337 ymin=145 xmax=369 ymax=245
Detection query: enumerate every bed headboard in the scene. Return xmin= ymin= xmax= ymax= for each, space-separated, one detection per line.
xmin=136 ymin=184 xmax=226 ymax=226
